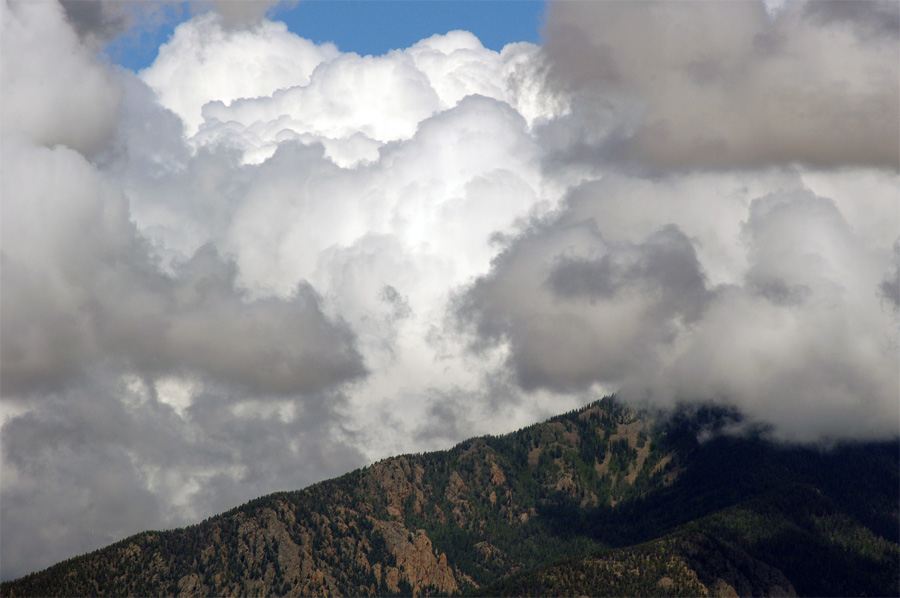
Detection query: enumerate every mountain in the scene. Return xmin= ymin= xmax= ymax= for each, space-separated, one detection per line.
xmin=2 ymin=397 xmax=898 ymax=597
xmin=478 ymin=483 xmax=898 ymax=597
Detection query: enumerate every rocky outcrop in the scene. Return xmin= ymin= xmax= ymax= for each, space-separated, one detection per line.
xmin=445 ymin=470 xmax=470 ymax=526
xmin=371 ymin=520 xmax=459 ymax=596
xmin=369 ymin=457 xmax=428 ymax=519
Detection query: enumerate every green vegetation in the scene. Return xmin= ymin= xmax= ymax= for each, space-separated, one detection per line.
xmin=2 ymin=397 xmax=897 ymax=597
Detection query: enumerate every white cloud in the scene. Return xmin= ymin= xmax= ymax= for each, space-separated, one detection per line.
xmin=186 ymin=26 xmax=556 ymax=167
xmin=140 ymin=13 xmax=340 ymax=136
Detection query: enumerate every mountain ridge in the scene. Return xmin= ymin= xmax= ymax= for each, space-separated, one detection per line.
xmin=3 ymin=396 xmax=897 ymax=597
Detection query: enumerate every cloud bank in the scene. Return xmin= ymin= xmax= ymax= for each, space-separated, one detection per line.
xmin=541 ymin=0 xmax=899 ymax=169
xmin=1 ymin=0 xmax=897 ymax=581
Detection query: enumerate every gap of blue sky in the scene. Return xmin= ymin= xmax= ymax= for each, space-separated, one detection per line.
xmin=105 ymin=1 xmax=547 ymax=72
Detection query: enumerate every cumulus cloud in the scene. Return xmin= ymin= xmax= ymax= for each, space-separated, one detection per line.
xmin=540 ymin=0 xmax=900 ymax=169
xmin=1 ymin=1 xmax=559 ymax=580
xmin=154 ymin=24 xmax=551 ymax=166
xmin=2 ymin=0 xmax=898 ymax=583
xmin=140 ymin=13 xmax=340 ymax=136
xmin=60 ymin=0 xmax=135 ymax=47
xmin=459 ymin=219 xmax=711 ymax=392
xmin=0 ymin=136 xmax=364 ymax=398
xmin=457 ymin=169 xmax=899 ymax=441
xmin=1 ymin=1 xmax=122 ymax=154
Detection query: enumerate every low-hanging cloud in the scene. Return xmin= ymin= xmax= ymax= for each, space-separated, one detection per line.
xmin=1 ymin=0 xmax=897 ymax=583
xmin=460 ymin=179 xmax=898 ymax=441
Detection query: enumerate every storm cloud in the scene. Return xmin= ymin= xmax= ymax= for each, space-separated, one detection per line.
xmin=1 ymin=137 xmax=365 ymax=397
xmin=2 ymin=0 xmax=897 ymax=582
xmin=458 ymin=177 xmax=898 ymax=442
xmin=540 ymin=0 xmax=899 ymax=169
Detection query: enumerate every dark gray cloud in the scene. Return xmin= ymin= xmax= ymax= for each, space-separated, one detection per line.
xmin=60 ymin=0 xmax=134 ymax=46
xmin=0 ymin=139 xmax=365 ymax=398
xmin=540 ymin=0 xmax=900 ymax=170
xmin=457 ymin=179 xmax=899 ymax=441
xmin=880 ymin=240 xmax=900 ymax=310
xmin=546 ymin=224 xmax=711 ymax=320
xmin=803 ymin=0 xmax=900 ymax=38
xmin=459 ymin=207 xmax=712 ymax=392
xmin=199 ymin=0 xmax=283 ymax=29
xmin=60 ymin=0 xmax=282 ymax=50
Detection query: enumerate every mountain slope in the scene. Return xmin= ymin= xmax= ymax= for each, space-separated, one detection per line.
xmin=2 ymin=397 xmax=897 ymax=597
xmin=478 ymin=483 xmax=899 ymax=597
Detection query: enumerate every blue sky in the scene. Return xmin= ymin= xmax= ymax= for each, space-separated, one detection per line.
xmin=105 ymin=1 xmax=547 ymax=72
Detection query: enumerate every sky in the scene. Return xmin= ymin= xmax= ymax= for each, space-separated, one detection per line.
xmin=103 ymin=1 xmax=546 ymax=71
xmin=1 ymin=0 xmax=898 ymax=582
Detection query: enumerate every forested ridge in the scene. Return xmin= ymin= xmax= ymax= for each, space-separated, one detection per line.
xmin=3 ymin=397 xmax=897 ymax=597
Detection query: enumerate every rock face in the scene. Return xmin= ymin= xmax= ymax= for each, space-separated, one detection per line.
xmin=3 ymin=397 xmax=898 ymax=598
xmin=372 ymin=521 xmax=458 ymax=595
xmin=369 ymin=457 xmax=427 ymax=519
